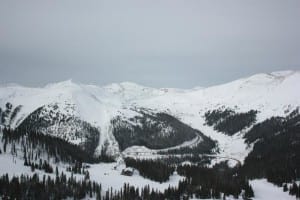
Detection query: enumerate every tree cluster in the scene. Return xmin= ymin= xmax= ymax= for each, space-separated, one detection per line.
xmin=24 ymin=158 xmax=54 ymax=174
xmin=205 ymin=109 xmax=257 ymax=135
xmin=112 ymin=112 xmax=197 ymax=150
xmin=16 ymin=103 xmax=100 ymax=156
xmin=205 ymin=108 xmax=235 ymax=126
xmin=0 ymin=172 xmax=102 ymax=200
xmin=177 ymin=163 xmax=254 ymax=199
xmin=125 ymin=158 xmax=175 ymax=183
xmin=287 ymin=182 xmax=300 ymax=198
xmin=2 ymin=127 xmax=99 ymax=163
xmin=242 ymin=110 xmax=300 ymax=187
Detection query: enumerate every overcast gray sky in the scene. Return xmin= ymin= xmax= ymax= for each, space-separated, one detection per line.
xmin=0 ymin=0 xmax=299 ymax=88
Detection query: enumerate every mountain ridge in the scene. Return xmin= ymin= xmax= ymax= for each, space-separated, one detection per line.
xmin=3 ymin=70 xmax=299 ymax=91
xmin=0 ymin=70 xmax=299 ymax=162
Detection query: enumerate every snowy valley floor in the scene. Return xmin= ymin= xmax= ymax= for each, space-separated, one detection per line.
xmin=0 ymin=153 xmax=297 ymax=200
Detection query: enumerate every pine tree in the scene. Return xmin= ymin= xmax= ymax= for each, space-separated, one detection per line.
xmin=289 ymin=182 xmax=298 ymax=196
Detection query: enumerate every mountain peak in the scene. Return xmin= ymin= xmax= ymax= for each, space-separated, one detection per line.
xmin=118 ymin=81 xmax=147 ymax=88
xmin=45 ymin=79 xmax=80 ymax=89
xmin=230 ymin=70 xmax=299 ymax=87
xmin=269 ymin=70 xmax=296 ymax=77
xmin=103 ymin=81 xmax=152 ymax=92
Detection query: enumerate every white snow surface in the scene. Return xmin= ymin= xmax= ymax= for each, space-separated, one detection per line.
xmin=0 ymin=148 xmax=183 ymax=195
xmin=88 ymin=162 xmax=184 ymax=192
xmin=0 ymin=149 xmax=294 ymax=199
xmin=250 ymin=179 xmax=295 ymax=200
xmin=0 ymin=71 xmax=300 ymax=161
xmin=190 ymin=179 xmax=296 ymax=200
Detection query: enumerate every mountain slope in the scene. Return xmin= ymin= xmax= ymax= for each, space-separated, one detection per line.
xmin=0 ymin=71 xmax=299 ymax=162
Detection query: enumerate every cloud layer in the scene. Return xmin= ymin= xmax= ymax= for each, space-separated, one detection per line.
xmin=0 ymin=0 xmax=299 ymax=88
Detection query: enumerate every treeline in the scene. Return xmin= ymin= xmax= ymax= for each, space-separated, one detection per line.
xmin=177 ymin=163 xmax=254 ymax=199
xmin=283 ymin=182 xmax=300 ymax=198
xmin=125 ymin=158 xmax=175 ymax=183
xmin=205 ymin=109 xmax=257 ymax=135
xmin=0 ymin=171 xmax=256 ymax=200
xmin=17 ymin=104 xmax=100 ymax=156
xmin=2 ymin=127 xmax=99 ymax=163
xmin=1 ymin=165 xmax=298 ymax=200
xmin=124 ymin=158 xmax=254 ymax=199
xmin=1 ymin=128 xmax=94 ymax=178
xmin=0 ymin=172 xmax=102 ymax=200
xmin=24 ymin=158 xmax=54 ymax=174
xmin=0 ymin=102 xmax=23 ymax=127
xmin=205 ymin=109 xmax=234 ymax=126
xmin=242 ymin=109 xmax=300 ymax=187
xmin=1 ymin=127 xmax=114 ymax=177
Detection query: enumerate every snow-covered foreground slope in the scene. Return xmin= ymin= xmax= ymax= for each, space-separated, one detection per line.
xmin=0 ymin=144 xmax=295 ymax=200
xmin=250 ymin=179 xmax=296 ymax=200
xmin=0 ymin=152 xmax=183 ymax=193
xmin=88 ymin=162 xmax=183 ymax=192
xmin=191 ymin=179 xmax=295 ymax=200
xmin=0 ymin=126 xmax=184 ymax=195
xmin=0 ymin=71 xmax=299 ymax=162
xmin=3 ymin=142 xmax=294 ymax=200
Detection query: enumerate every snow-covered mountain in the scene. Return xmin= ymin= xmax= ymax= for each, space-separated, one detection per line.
xmin=0 ymin=70 xmax=299 ymax=163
